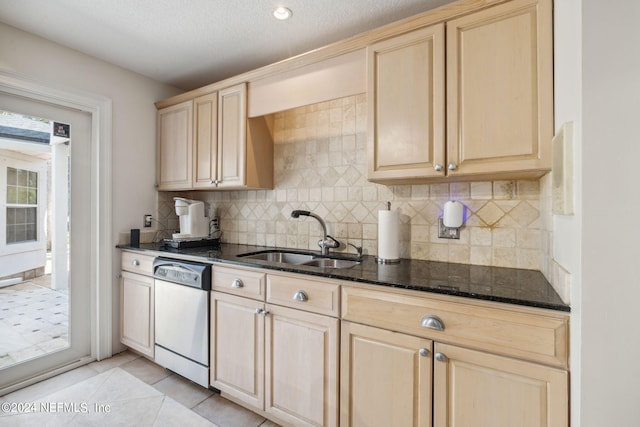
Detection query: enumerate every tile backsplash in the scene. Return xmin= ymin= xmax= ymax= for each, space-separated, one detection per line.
xmin=156 ymin=94 xmax=567 ymax=302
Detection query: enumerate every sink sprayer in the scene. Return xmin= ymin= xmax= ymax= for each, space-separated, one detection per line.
xmin=290 ymin=210 xmax=340 ymax=255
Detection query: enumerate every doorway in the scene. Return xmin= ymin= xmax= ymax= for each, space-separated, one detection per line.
xmin=0 ymin=91 xmax=95 ymax=392
xmin=0 ymin=108 xmax=74 ymax=367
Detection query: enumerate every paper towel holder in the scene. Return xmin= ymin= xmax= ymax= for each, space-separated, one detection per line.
xmin=438 ymin=200 xmax=465 ymax=239
xmin=376 ymin=201 xmax=400 ymax=264
xmin=376 ymin=257 xmax=401 ymax=264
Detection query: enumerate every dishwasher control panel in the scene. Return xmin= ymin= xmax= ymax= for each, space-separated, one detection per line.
xmin=153 ymin=258 xmax=211 ymax=290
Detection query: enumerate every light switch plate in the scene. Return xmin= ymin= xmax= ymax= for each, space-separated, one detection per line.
xmin=552 ymin=122 xmax=574 ymax=215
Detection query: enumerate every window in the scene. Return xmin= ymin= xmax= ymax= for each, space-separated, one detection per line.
xmin=6 ymin=166 xmax=38 ymax=244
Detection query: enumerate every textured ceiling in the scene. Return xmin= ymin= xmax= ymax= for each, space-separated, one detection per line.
xmin=0 ymin=0 xmax=455 ymax=90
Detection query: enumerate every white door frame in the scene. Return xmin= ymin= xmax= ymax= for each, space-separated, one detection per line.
xmin=0 ymin=70 xmax=113 ymax=363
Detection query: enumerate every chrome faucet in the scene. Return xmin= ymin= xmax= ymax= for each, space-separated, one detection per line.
xmin=291 ymin=210 xmax=340 ymax=255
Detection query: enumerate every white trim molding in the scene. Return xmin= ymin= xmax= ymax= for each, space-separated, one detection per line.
xmin=0 ymin=69 xmax=113 ymax=362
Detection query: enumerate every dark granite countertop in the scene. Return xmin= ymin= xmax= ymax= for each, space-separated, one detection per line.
xmin=117 ymin=242 xmax=570 ymax=312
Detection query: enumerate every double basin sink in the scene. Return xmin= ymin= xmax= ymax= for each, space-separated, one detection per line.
xmin=237 ymin=249 xmax=361 ymax=269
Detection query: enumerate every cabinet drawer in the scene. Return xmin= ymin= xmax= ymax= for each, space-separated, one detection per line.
xmin=342 ymin=286 xmax=568 ymax=368
xmin=267 ymin=273 xmax=340 ymax=317
xmin=212 ymin=264 xmax=265 ymax=300
xmin=121 ymin=251 xmax=155 ymax=276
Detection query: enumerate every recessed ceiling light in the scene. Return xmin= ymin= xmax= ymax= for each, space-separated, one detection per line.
xmin=273 ymin=6 xmax=292 ymax=21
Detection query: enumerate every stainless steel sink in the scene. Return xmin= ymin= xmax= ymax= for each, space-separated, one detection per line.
xmin=237 ymin=250 xmax=361 ymax=269
xmin=300 ymin=258 xmax=361 ymax=269
xmin=238 ymin=250 xmax=315 ymax=264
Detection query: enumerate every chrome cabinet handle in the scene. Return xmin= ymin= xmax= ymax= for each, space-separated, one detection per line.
xmin=293 ymin=290 xmax=308 ymax=302
xmin=419 ymin=348 xmax=430 ymax=357
xmin=435 ymin=352 xmax=447 ymax=362
xmin=254 ymin=308 xmax=269 ymax=316
xmin=131 ymin=259 xmax=140 ymax=267
xmin=232 ymin=278 xmax=244 ymax=288
xmin=434 ymin=164 xmax=443 ymax=172
xmin=255 ymin=308 xmax=263 ymax=315
xmin=421 ymin=315 xmax=445 ymax=331
xmin=448 ymin=163 xmax=458 ymax=171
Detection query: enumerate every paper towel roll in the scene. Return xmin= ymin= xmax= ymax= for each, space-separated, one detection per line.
xmin=377 ymin=209 xmax=399 ymax=262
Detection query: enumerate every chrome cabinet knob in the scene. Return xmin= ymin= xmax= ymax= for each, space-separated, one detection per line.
xmin=434 ymin=164 xmax=443 ymax=172
xmin=232 ymin=278 xmax=244 ymax=288
xmin=293 ymin=290 xmax=309 ymax=302
xmin=419 ymin=348 xmax=430 ymax=357
xmin=255 ymin=308 xmax=263 ymax=315
xmin=435 ymin=352 xmax=447 ymax=362
xmin=131 ymin=259 xmax=140 ymax=267
xmin=421 ymin=315 xmax=445 ymax=331
xmin=448 ymin=163 xmax=458 ymax=171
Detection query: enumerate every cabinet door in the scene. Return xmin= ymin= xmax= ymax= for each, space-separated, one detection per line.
xmin=446 ymin=0 xmax=552 ymax=177
xmin=210 ymin=291 xmax=264 ymax=409
xmin=217 ymin=83 xmax=247 ymax=188
xmin=367 ymin=24 xmax=445 ymax=182
xmin=340 ymin=322 xmax=432 ymax=427
xmin=265 ymin=305 xmax=339 ymax=427
xmin=193 ymin=92 xmax=218 ymax=189
xmin=433 ymin=342 xmax=568 ymax=427
xmin=157 ymin=100 xmax=193 ymax=190
xmin=120 ymin=272 xmax=154 ymax=358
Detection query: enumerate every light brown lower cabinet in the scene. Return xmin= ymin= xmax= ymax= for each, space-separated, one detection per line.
xmin=433 ymin=342 xmax=568 ymax=427
xmin=120 ymin=272 xmax=154 ymax=358
xmin=209 ymin=265 xmax=568 ymax=427
xmin=211 ymin=291 xmax=265 ymax=409
xmin=265 ymin=304 xmax=339 ymax=427
xmin=119 ymin=251 xmax=155 ymax=358
xmin=210 ymin=290 xmax=339 ymax=427
xmin=341 ymin=321 xmax=568 ymax=427
xmin=340 ymin=286 xmax=569 ymax=427
xmin=340 ymin=321 xmax=433 ymax=427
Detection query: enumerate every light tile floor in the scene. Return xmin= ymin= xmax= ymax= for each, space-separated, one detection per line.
xmin=0 ymin=279 xmax=69 ymax=369
xmin=0 ymin=351 xmax=281 ymax=427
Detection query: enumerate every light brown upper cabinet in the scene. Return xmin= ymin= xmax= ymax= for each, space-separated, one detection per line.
xmin=157 ymin=100 xmax=193 ymax=190
xmin=203 ymin=83 xmax=274 ymax=190
xmin=368 ymin=24 xmax=445 ymax=182
xmin=157 ymin=83 xmax=273 ymax=191
xmin=368 ymin=0 xmax=553 ymax=183
xmin=193 ymin=92 xmax=218 ymax=189
xmin=447 ymin=0 xmax=553 ymax=178
xmin=216 ymin=84 xmax=245 ymax=188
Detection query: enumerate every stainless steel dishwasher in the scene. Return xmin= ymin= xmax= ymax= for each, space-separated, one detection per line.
xmin=153 ymin=257 xmax=211 ymax=388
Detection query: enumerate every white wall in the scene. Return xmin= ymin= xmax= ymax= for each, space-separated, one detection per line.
xmin=580 ymin=0 xmax=640 ymax=425
xmin=553 ymin=0 xmax=583 ymax=424
xmin=0 ymin=22 xmax=181 ymax=351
